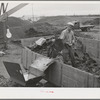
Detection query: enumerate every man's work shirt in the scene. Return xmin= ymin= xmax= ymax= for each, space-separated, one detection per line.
xmin=59 ymin=28 xmax=75 ymax=45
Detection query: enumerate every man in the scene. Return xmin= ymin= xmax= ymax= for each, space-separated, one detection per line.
xmin=59 ymin=22 xmax=76 ymax=67
xmin=59 ymin=22 xmax=75 ymax=45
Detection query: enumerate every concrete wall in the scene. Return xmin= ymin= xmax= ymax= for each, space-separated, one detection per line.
xmin=21 ymin=47 xmax=100 ymax=87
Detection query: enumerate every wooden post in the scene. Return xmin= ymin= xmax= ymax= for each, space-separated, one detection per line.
xmin=0 ymin=21 xmax=7 ymax=49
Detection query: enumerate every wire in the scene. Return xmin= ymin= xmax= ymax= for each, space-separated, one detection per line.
xmin=4 ymin=3 xmax=9 ymax=29
xmin=32 ymin=3 xmax=34 ymax=22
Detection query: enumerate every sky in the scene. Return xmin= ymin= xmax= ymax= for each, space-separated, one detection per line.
xmin=5 ymin=1 xmax=100 ymax=17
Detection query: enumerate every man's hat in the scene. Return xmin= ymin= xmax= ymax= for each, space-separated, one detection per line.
xmin=67 ymin=22 xmax=74 ymax=26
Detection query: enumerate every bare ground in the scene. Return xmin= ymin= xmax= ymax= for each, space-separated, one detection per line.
xmin=0 ymin=42 xmax=23 ymax=87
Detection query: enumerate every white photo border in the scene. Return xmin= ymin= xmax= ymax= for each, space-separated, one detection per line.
xmin=0 ymin=1 xmax=100 ymax=99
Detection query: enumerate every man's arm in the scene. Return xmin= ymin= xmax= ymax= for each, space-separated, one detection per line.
xmin=72 ymin=31 xmax=75 ymax=44
xmin=59 ymin=30 xmax=66 ymax=40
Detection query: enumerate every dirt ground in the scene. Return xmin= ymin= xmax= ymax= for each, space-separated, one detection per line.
xmin=0 ymin=42 xmax=23 ymax=87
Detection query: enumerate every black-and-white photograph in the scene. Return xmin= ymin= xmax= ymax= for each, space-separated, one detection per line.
xmin=0 ymin=1 xmax=100 ymax=87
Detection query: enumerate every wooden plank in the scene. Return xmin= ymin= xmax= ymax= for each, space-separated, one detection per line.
xmin=25 ymin=48 xmax=29 ymax=69
xmin=87 ymin=73 xmax=94 ymax=87
xmin=30 ymin=57 xmax=54 ymax=71
xmin=62 ymin=64 xmax=76 ymax=79
xmin=62 ymin=74 xmax=78 ymax=87
xmin=93 ymin=76 xmax=100 ymax=87
xmin=21 ymin=49 xmax=23 ymax=64
xmin=27 ymin=49 xmax=33 ymax=70
xmin=29 ymin=66 xmax=44 ymax=76
xmin=21 ymin=48 xmax=27 ymax=69
xmin=0 ymin=22 xmax=6 ymax=48
xmin=62 ymin=65 xmax=88 ymax=87
xmin=29 ymin=54 xmax=54 ymax=77
xmin=75 ymin=69 xmax=88 ymax=87
xmin=62 ymin=63 xmax=100 ymax=87
xmin=31 ymin=52 xmax=36 ymax=63
xmin=45 ymin=61 xmax=62 ymax=86
xmin=22 ymin=47 xmax=31 ymax=69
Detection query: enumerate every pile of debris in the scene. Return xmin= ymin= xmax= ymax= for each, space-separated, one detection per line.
xmin=82 ymin=18 xmax=100 ymax=25
xmin=0 ymin=74 xmax=56 ymax=87
xmin=0 ymin=75 xmax=21 ymax=87
xmin=27 ymin=37 xmax=54 ymax=56
xmin=25 ymin=22 xmax=60 ymax=37
xmin=25 ymin=22 xmax=94 ymax=39
xmin=27 ymin=37 xmax=100 ymax=76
